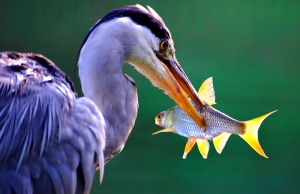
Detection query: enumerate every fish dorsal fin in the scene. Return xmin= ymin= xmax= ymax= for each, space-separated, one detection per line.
xmin=213 ymin=133 xmax=231 ymax=154
xmin=198 ymin=77 xmax=216 ymax=106
xmin=196 ymin=139 xmax=210 ymax=159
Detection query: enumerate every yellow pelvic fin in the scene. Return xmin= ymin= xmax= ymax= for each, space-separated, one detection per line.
xmin=239 ymin=110 xmax=277 ymax=158
xmin=198 ymin=77 xmax=216 ymax=106
xmin=196 ymin=139 xmax=210 ymax=159
xmin=183 ymin=138 xmax=197 ymax=159
xmin=152 ymin=128 xmax=174 ymax=135
xmin=213 ymin=133 xmax=231 ymax=154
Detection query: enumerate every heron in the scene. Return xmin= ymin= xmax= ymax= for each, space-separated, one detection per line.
xmin=0 ymin=5 xmax=205 ymax=194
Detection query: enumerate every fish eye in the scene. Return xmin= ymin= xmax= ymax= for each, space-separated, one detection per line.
xmin=160 ymin=39 xmax=169 ymax=50
xmin=157 ymin=113 xmax=163 ymax=120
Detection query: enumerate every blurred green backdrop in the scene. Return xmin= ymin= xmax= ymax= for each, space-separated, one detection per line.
xmin=1 ymin=0 xmax=299 ymax=193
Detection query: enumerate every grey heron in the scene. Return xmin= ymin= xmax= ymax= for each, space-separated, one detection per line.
xmin=0 ymin=5 xmax=205 ymax=194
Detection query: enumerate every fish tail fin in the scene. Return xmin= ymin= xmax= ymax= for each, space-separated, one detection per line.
xmin=239 ymin=110 xmax=277 ymax=158
xmin=152 ymin=128 xmax=174 ymax=135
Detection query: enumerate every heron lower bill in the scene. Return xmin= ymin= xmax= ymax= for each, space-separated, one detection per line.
xmin=155 ymin=53 xmax=206 ymax=129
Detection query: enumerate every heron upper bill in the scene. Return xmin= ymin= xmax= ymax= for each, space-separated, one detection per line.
xmin=155 ymin=53 xmax=206 ymax=129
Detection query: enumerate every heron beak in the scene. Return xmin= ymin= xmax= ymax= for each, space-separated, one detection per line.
xmin=155 ymin=53 xmax=206 ymax=129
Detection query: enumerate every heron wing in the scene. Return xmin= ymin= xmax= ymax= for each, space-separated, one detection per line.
xmin=0 ymin=52 xmax=105 ymax=193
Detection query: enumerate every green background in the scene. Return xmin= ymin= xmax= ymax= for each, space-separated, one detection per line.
xmin=1 ymin=0 xmax=299 ymax=193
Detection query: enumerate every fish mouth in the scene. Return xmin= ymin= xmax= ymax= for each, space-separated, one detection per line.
xmin=155 ymin=52 xmax=206 ymax=128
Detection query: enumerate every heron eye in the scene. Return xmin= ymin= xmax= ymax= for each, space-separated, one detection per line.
xmin=160 ymin=39 xmax=169 ymax=50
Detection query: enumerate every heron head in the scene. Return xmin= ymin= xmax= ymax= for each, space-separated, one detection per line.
xmin=124 ymin=5 xmax=205 ymax=127
xmin=79 ymin=5 xmax=205 ymax=128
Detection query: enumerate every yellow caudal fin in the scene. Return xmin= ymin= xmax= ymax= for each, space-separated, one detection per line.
xmin=183 ymin=138 xmax=197 ymax=159
xmin=196 ymin=139 xmax=210 ymax=159
xmin=198 ymin=77 xmax=216 ymax=106
xmin=239 ymin=110 xmax=277 ymax=158
xmin=152 ymin=128 xmax=175 ymax=135
xmin=213 ymin=133 xmax=231 ymax=154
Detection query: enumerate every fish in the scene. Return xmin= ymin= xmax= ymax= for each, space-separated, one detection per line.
xmin=153 ymin=77 xmax=276 ymax=159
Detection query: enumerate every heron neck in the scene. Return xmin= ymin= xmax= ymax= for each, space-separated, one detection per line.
xmin=78 ymin=44 xmax=138 ymax=162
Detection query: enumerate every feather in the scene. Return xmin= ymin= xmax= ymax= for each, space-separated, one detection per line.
xmin=0 ymin=52 xmax=105 ymax=193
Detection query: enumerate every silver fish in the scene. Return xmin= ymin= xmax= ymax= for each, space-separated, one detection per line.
xmin=153 ymin=77 xmax=276 ymax=159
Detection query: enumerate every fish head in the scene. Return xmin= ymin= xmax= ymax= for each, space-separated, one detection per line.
xmin=155 ymin=109 xmax=174 ymax=128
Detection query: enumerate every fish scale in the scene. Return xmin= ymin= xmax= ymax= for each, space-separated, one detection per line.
xmin=172 ymin=104 xmax=244 ymax=140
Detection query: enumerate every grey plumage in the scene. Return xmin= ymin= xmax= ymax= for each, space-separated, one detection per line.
xmin=0 ymin=52 xmax=105 ymax=193
xmin=0 ymin=4 xmax=200 ymax=194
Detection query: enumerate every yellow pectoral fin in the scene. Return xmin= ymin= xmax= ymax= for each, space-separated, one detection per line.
xmin=183 ymin=138 xmax=197 ymax=159
xmin=213 ymin=133 xmax=231 ymax=154
xmin=152 ymin=128 xmax=175 ymax=135
xmin=196 ymin=139 xmax=210 ymax=159
xmin=198 ymin=77 xmax=216 ymax=106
